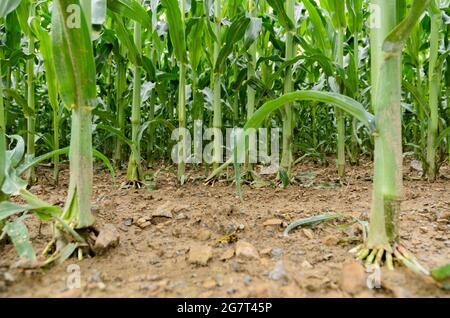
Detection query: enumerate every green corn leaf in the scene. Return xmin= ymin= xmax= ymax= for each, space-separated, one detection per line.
xmin=5 ymin=12 xmax=22 ymax=50
xmin=29 ymin=16 xmax=59 ymax=111
xmin=6 ymin=135 xmax=25 ymax=169
xmin=3 ymin=88 xmax=35 ymax=118
xmin=107 ymin=0 xmax=151 ymax=27
xmin=431 ymin=263 xmax=450 ymax=283
xmin=435 ymin=127 xmax=450 ymax=150
xmin=346 ymin=0 xmax=363 ymax=34
xmin=301 ymin=0 xmax=332 ymax=56
xmin=383 ymin=0 xmax=432 ymax=53
xmin=0 ymin=0 xmax=22 ymax=18
xmin=96 ymin=124 xmax=134 ymax=147
xmin=0 ymin=130 xmax=5 ymax=189
xmin=279 ymin=169 xmax=289 ymax=189
xmin=431 ymin=262 xmax=450 ymax=289
xmin=215 ymin=15 xmax=251 ymax=73
xmin=284 ymin=214 xmax=344 ymax=236
xmin=161 ymin=0 xmax=187 ymax=64
xmin=188 ymin=17 xmax=205 ymax=71
xmin=0 ymin=202 xmax=31 ymax=222
xmin=323 ymin=0 xmax=347 ymax=29
xmin=111 ymin=14 xmax=142 ymax=66
xmin=244 ymin=91 xmax=376 ymax=133
xmin=402 ymin=80 xmax=427 ymax=113
xmin=16 ymin=147 xmax=70 ymax=176
xmin=93 ymin=149 xmax=116 ymax=184
xmin=266 ymin=0 xmax=294 ymax=30
xmin=244 ymin=17 xmax=262 ymax=50
xmin=51 ymin=0 xmax=97 ymax=108
xmin=15 ymin=0 xmax=32 ymax=36
xmin=2 ymin=216 xmax=36 ymax=262
xmin=55 ymin=243 xmax=78 ymax=264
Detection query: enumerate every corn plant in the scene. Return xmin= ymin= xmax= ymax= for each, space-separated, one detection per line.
xmin=353 ymin=0 xmax=431 ymax=271
xmin=51 ymin=0 xmax=97 ymax=230
xmin=126 ymin=1 xmax=144 ymax=184
xmin=426 ymin=0 xmax=442 ymax=181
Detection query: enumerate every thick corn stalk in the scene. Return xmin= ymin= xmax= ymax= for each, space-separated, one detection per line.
xmin=280 ymin=0 xmax=295 ymax=176
xmin=51 ymin=0 xmax=97 ymax=229
xmin=212 ymin=0 xmax=222 ymax=170
xmin=25 ymin=1 xmax=36 ymax=183
xmin=127 ymin=14 xmax=143 ymax=182
xmin=367 ymin=0 xmax=430 ymax=251
xmin=426 ymin=1 xmax=441 ymax=181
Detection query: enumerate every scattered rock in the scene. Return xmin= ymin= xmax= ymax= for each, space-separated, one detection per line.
xmin=123 ymin=218 xmax=133 ymax=226
xmin=441 ymin=211 xmax=450 ymax=221
xmin=227 ymin=288 xmax=238 ymax=295
xmin=236 ymin=241 xmax=260 ymax=260
xmin=93 ymin=224 xmax=120 ymax=255
xmin=202 ymin=278 xmax=217 ymax=289
xmin=172 ymin=204 xmax=190 ymax=213
xmin=136 ymin=217 xmax=151 ymax=229
xmin=221 ymin=204 xmax=237 ymax=216
xmin=269 ymin=261 xmax=288 ymax=282
xmin=260 ymin=248 xmax=272 ymax=256
xmin=263 ymin=219 xmax=283 ymax=227
xmin=302 ymin=228 xmax=314 ymax=239
xmin=410 ymin=160 xmax=423 ymax=172
xmin=3 ymin=272 xmax=15 ymax=285
xmin=176 ymin=213 xmax=187 ymax=220
xmin=244 ymin=275 xmax=253 ymax=285
xmin=324 ymin=235 xmax=339 ymax=246
xmin=219 ymin=249 xmax=235 ymax=261
xmin=301 ymin=260 xmax=313 ymax=269
xmin=197 ymin=229 xmax=212 ymax=241
xmin=231 ymin=261 xmax=244 ymax=273
xmin=340 ymin=261 xmax=366 ymax=295
xmin=271 ymin=248 xmax=283 ymax=257
xmin=419 ymin=226 xmax=428 ymax=234
xmin=188 ymin=245 xmax=213 ymax=266
xmin=152 ymin=202 xmax=174 ymax=219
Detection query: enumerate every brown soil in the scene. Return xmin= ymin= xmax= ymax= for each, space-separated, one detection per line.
xmin=0 ymin=159 xmax=449 ymax=298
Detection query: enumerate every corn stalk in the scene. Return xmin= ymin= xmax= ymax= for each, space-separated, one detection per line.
xmin=213 ymin=0 xmax=222 ymax=170
xmin=365 ymin=0 xmax=430 ymax=255
xmin=426 ymin=1 xmax=442 ymax=181
xmin=279 ymin=0 xmax=295 ymax=176
xmin=126 ymin=2 xmax=143 ymax=183
xmin=51 ymin=0 xmax=97 ymax=230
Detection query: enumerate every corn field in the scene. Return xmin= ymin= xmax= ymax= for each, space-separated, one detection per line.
xmin=0 ymin=0 xmax=449 ymax=298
